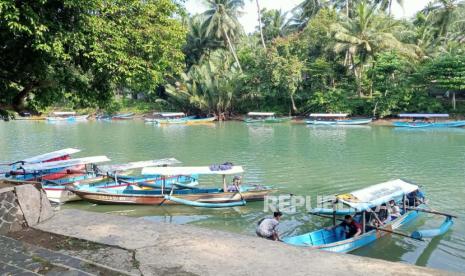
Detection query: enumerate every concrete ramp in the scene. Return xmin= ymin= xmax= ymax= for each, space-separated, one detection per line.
xmin=35 ymin=209 xmax=451 ymax=276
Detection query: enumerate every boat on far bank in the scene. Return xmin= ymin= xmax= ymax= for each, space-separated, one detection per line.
xmin=145 ymin=112 xmax=215 ymax=124
xmin=392 ymin=114 xmax=465 ymax=128
xmin=46 ymin=112 xmax=88 ymax=122
xmin=306 ymin=113 xmax=372 ymax=125
xmin=244 ymin=112 xmax=292 ymax=123
xmin=111 ymin=113 xmax=135 ymax=120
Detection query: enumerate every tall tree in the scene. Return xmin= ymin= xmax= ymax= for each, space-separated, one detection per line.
xmin=260 ymin=9 xmax=289 ymax=42
xmin=331 ymin=1 xmax=418 ymax=96
xmin=420 ymin=0 xmax=464 ymax=40
xmin=202 ymin=0 xmax=245 ymax=71
xmin=0 ymin=0 xmax=186 ymax=118
xmin=253 ymin=0 xmax=267 ymax=50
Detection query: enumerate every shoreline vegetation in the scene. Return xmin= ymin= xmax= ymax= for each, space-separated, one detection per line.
xmin=1 ymin=1 xmax=465 ymax=121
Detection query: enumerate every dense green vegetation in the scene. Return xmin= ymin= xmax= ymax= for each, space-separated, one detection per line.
xmin=1 ymin=0 xmax=465 ymax=119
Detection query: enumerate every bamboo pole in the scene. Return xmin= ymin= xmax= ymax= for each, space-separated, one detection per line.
xmin=407 ymin=207 xmax=457 ymax=218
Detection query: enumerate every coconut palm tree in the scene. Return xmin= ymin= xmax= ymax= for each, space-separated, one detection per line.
xmin=252 ymin=0 xmax=267 ymax=50
xmin=260 ymin=9 xmax=289 ymax=41
xmin=202 ymin=0 xmax=245 ymax=71
xmin=165 ymin=50 xmax=240 ymax=117
xmin=331 ymin=1 xmax=418 ymax=96
xmin=420 ymin=0 xmax=464 ymax=39
xmin=374 ymin=0 xmax=404 ymax=16
xmin=288 ymin=0 xmax=327 ymax=31
xmin=184 ymin=15 xmax=223 ymax=67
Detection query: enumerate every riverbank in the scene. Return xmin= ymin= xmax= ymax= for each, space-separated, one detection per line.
xmin=30 ymin=209 xmax=452 ymax=276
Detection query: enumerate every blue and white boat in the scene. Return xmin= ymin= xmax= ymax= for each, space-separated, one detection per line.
xmin=46 ymin=112 xmax=88 ymax=122
xmin=283 ymin=179 xmax=454 ymax=253
xmin=306 ymin=113 xmax=372 ymax=125
xmin=393 ymin=113 xmax=465 ymax=128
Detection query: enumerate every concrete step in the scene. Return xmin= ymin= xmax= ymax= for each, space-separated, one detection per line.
xmin=0 ymin=235 xmax=131 ymax=275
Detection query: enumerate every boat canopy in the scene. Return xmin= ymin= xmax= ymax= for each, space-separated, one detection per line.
xmin=98 ymin=158 xmax=181 ymax=173
xmin=153 ymin=112 xmax=185 ymax=117
xmin=19 ymin=148 xmax=81 ymax=164
xmin=21 ymin=156 xmax=110 ymax=171
xmin=336 ymin=179 xmax=419 ymax=212
xmin=142 ymin=166 xmax=244 ymax=176
xmin=247 ymin=112 xmax=275 ymax=116
xmin=309 ymin=113 xmax=348 ymax=117
xmin=52 ymin=112 xmax=76 ymax=116
xmin=398 ymin=113 xmax=449 ymax=118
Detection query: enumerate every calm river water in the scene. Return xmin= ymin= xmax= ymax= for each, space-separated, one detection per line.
xmin=1 ymin=120 xmax=464 ymax=272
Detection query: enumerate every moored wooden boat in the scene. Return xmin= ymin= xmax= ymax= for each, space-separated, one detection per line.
xmin=46 ymin=112 xmax=88 ymax=122
xmin=283 ymin=179 xmax=454 ymax=253
xmin=112 ymin=113 xmax=135 ymax=120
xmin=244 ymin=112 xmax=291 ymax=123
xmin=393 ymin=114 xmax=465 ymax=128
xmin=306 ymin=113 xmax=372 ymax=125
xmin=70 ymin=166 xmax=275 ymax=207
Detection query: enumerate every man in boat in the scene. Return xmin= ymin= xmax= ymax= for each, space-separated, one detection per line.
xmin=327 ymin=215 xmax=362 ymax=239
xmin=407 ymin=189 xmax=425 ymax=207
xmin=256 ymin=211 xmax=282 ymax=241
xmin=389 ymin=200 xmax=401 ymax=219
xmin=227 ymin=176 xmax=242 ymax=192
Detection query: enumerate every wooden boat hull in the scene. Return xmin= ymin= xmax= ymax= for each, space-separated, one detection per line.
xmin=70 ymin=188 xmax=274 ymax=205
xmin=284 ymin=208 xmax=421 ymax=253
xmin=245 ymin=117 xmax=291 ymax=123
xmin=185 ymin=117 xmax=216 ymax=124
xmin=393 ymin=121 xmax=465 ymax=128
xmin=44 ymin=186 xmax=81 ymax=203
xmin=306 ymin=118 xmax=372 ymax=125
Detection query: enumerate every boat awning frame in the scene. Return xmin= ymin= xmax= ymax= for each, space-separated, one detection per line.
xmin=21 ymin=156 xmax=110 ymax=171
xmin=336 ymin=179 xmax=419 ymax=212
xmin=98 ymin=158 xmax=181 ymax=173
xmin=247 ymin=112 xmax=275 ymax=116
xmin=17 ymin=148 xmax=81 ymax=164
xmin=309 ymin=113 xmax=348 ymax=117
xmin=153 ymin=112 xmax=186 ymax=117
xmin=52 ymin=112 xmax=76 ymax=116
xmin=142 ymin=166 xmax=244 ymax=176
xmin=398 ymin=113 xmax=449 ymax=118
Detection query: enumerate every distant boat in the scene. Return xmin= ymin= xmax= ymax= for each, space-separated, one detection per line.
xmin=112 ymin=113 xmax=134 ymax=120
xmin=145 ymin=112 xmax=215 ymax=124
xmin=244 ymin=112 xmax=292 ymax=123
xmin=392 ymin=114 xmax=465 ymax=128
xmin=283 ymin=179 xmax=454 ymax=253
xmin=306 ymin=113 xmax=372 ymax=125
xmin=46 ymin=112 xmax=88 ymax=122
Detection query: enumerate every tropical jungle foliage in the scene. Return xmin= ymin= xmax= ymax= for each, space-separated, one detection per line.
xmin=1 ymin=0 xmax=465 ymax=119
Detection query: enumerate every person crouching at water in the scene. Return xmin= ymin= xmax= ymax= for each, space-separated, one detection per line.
xmin=256 ymin=212 xmax=282 ymax=241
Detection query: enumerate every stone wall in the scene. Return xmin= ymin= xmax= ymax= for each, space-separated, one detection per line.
xmin=0 ymin=181 xmax=53 ymax=234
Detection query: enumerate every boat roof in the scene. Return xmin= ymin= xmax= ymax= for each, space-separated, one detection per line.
xmin=21 ymin=156 xmax=110 ymax=171
xmin=248 ymin=112 xmax=275 ymax=116
xmin=309 ymin=113 xmax=348 ymax=117
xmin=153 ymin=112 xmax=185 ymax=117
xmin=142 ymin=166 xmax=244 ymax=176
xmin=398 ymin=113 xmax=449 ymax=118
xmin=98 ymin=158 xmax=181 ymax=173
xmin=20 ymin=148 xmax=81 ymax=164
xmin=52 ymin=111 xmax=76 ymax=116
xmin=336 ymin=179 xmax=419 ymax=211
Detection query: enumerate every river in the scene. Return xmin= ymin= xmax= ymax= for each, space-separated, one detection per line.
xmin=1 ymin=120 xmax=464 ymax=273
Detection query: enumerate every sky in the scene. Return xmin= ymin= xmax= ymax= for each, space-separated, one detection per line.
xmin=185 ymin=0 xmax=431 ymax=33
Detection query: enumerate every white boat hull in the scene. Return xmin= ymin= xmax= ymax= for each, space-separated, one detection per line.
xmin=44 ymin=187 xmax=81 ymax=203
